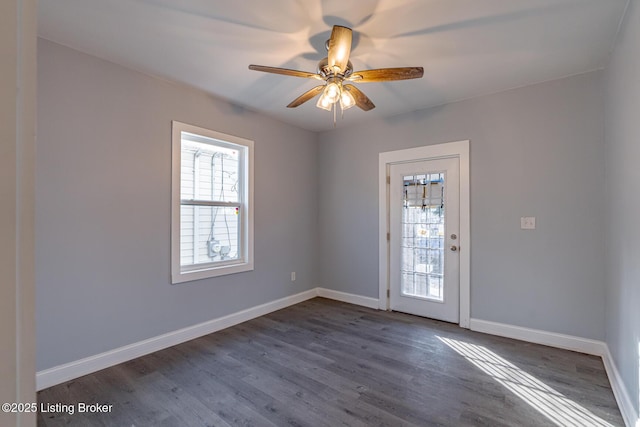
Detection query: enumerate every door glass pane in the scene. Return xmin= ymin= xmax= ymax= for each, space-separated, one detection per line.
xmin=401 ymin=172 xmax=445 ymax=301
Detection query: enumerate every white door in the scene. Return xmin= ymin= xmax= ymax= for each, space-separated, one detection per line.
xmin=389 ymin=158 xmax=460 ymax=323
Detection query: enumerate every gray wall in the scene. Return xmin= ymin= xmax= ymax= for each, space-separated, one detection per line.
xmin=36 ymin=39 xmax=319 ymax=371
xmin=605 ymin=0 xmax=640 ymax=419
xmin=318 ymin=71 xmax=606 ymax=340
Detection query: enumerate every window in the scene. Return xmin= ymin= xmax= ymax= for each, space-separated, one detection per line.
xmin=171 ymin=121 xmax=253 ymax=283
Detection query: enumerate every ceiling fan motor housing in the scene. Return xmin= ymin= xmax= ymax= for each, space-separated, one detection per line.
xmin=317 ymin=58 xmax=353 ymax=79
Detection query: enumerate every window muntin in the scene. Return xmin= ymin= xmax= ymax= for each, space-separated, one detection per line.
xmin=171 ymin=122 xmax=253 ymax=283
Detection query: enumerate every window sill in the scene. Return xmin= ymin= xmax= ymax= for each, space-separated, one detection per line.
xmin=171 ymin=261 xmax=254 ymax=284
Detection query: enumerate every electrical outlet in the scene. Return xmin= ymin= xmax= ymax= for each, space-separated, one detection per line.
xmin=520 ymin=217 xmax=536 ymax=230
xmin=291 ymin=272 xmax=296 ymax=282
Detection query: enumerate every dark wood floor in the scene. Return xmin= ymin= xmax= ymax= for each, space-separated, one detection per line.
xmin=38 ymin=298 xmax=624 ymax=426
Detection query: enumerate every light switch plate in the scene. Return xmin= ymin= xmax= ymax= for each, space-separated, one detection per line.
xmin=521 ymin=217 xmax=536 ymax=230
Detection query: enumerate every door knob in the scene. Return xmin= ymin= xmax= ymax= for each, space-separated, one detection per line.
xmin=450 ymin=245 xmax=458 ymax=252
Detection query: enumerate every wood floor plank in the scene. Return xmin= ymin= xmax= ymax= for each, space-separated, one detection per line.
xmin=38 ymin=298 xmax=624 ymax=426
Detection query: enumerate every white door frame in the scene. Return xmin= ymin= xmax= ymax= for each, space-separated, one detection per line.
xmin=379 ymin=140 xmax=470 ymax=328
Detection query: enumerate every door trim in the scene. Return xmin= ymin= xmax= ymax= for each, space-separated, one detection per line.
xmin=378 ymin=140 xmax=470 ymax=328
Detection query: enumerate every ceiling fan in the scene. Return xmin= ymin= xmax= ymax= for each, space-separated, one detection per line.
xmin=248 ymin=25 xmax=423 ymax=119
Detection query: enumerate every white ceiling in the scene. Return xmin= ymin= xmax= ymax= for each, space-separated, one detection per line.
xmin=38 ymin=0 xmax=628 ymax=132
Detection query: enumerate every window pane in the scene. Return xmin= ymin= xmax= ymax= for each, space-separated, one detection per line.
xmin=180 ymin=205 xmax=240 ymax=267
xmin=180 ymin=138 xmax=239 ymax=203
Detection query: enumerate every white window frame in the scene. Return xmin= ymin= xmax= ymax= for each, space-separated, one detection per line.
xmin=171 ymin=121 xmax=254 ymax=284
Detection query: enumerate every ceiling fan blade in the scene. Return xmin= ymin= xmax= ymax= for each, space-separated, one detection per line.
xmin=347 ymin=67 xmax=424 ymax=83
xmin=343 ymin=84 xmax=375 ymax=111
xmin=249 ymin=65 xmax=323 ymax=80
xmin=287 ymin=85 xmax=325 ymax=108
xmin=327 ymin=26 xmax=352 ymax=74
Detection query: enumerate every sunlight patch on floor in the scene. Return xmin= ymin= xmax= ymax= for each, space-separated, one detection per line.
xmin=438 ymin=336 xmax=615 ymax=427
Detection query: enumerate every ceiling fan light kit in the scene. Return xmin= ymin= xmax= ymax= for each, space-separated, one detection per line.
xmin=249 ymin=25 xmax=424 ymax=124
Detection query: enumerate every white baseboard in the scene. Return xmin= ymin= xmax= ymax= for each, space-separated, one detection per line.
xmin=469 ymin=318 xmax=607 ymax=356
xmin=602 ymin=346 xmax=639 ymax=427
xmin=36 ymin=289 xmax=318 ymax=391
xmin=316 ymin=288 xmax=380 ymax=309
